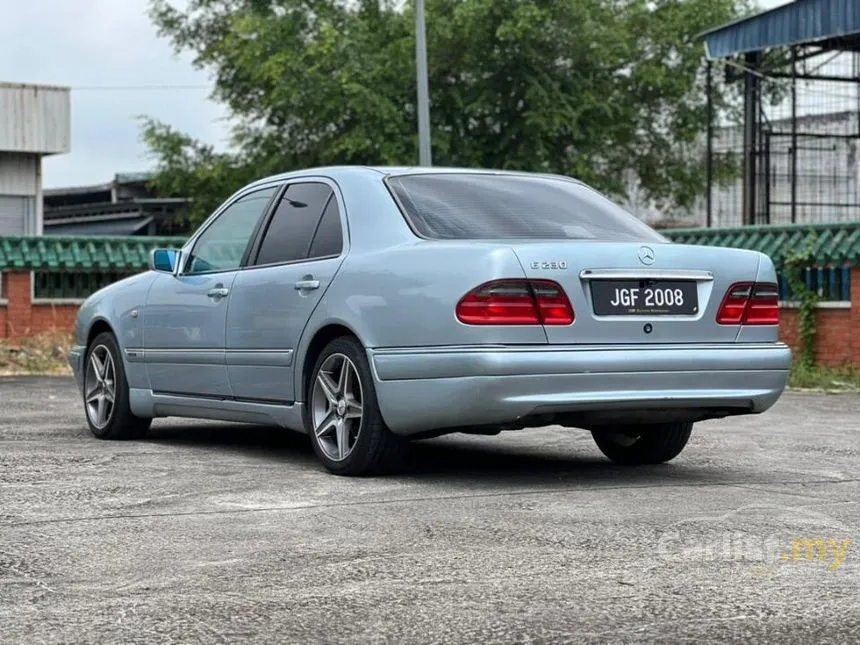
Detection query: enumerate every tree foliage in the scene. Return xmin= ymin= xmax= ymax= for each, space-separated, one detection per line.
xmin=143 ymin=0 xmax=751 ymax=224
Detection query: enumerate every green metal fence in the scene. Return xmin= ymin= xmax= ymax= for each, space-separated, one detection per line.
xmin=33 ymin=271 xmax=137 ymax=300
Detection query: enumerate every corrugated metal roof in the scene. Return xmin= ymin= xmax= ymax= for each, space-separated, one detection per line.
xmin=703 ymin=0 xmax=860 ymax=59
xmin=45 ymin=217 xmax=155 ymax=236
xmin=664 ymin=222 xmax=860 ymax=265
xmin=114 ymin=172 xmax=154 ymax=184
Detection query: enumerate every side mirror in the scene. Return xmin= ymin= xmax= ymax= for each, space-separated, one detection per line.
xmin=149 ymin=248 xmax=180 ymax=273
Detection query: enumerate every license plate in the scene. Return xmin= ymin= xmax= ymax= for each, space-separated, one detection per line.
xmin=591 ymin=280 xmax=698 ymax=316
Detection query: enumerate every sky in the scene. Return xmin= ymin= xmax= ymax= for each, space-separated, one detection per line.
xmin=1 ymin=0 xmax=790 ymax=189
xmin=0 ymin=0 xmax=228 ymax=189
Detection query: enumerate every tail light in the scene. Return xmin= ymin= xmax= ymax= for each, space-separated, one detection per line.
xmin=456 ymin=279 xmax=574 ymax=325
xmin=716 ymin=282 xmax=779 ymax=325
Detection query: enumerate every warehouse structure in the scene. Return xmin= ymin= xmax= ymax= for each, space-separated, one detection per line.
xmin=43 ymin=172 xmax=189 ymax=236
xmin=701 ymin=0 xmax=860 ymax=228
xmin=0 ymin=82 xmax=70 ymax=236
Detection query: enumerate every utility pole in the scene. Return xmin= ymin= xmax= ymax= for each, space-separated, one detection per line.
xmin=415 ymin=0 xmax=432 ymax=166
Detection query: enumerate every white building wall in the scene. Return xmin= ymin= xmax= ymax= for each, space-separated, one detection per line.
xmin=0 ymin=152 xmax=38 ymax=195
xmin=0 ymin=82 xmax=69 ymax=236
xmin=0 ymin=195 xmax=34 ymax=235
xmin=0 ymin=83 xmax=71 ymax=155
xmin=0 ymin=153 xmax=41 ymax=235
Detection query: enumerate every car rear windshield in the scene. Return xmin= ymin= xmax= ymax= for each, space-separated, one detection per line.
xmin=386 ymin=173 xmax=665 ymax=242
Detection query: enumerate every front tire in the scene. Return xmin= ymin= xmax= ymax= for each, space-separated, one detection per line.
xmin=591 ymin=422 xmax=693 ymax=465
xmin=83 ymin=332 xmax=151 ymax=440
xmin=305 ymin=336 xmax=405 ymax=476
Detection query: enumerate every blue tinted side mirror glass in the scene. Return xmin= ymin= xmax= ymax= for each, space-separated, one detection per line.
xmin=150 ymin=249 xmax=178 ymax=273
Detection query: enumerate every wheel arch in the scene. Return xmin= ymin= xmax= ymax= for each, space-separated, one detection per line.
xmin=86 ymin=318 xmax=116 ymax=348
xmin=297 ymin=321 xmax=363 ymax=403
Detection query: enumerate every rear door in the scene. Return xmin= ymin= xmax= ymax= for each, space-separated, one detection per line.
xmin=226 ymin=181 xmax=346 ymax=403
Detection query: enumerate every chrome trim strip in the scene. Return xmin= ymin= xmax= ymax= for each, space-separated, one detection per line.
xmin=145 ymin=349 xmax=224 ymax=365
xmin=225 ymin=349 xmax=293 ymax=367
xmin=127 ymin=348 xmax=294 ymax=367
xmin=579 ymin=269 xmax=714 ymax=281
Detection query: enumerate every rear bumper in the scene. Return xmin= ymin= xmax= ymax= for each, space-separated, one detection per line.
xmin=369 ymin=343 xmax=792 ymax=436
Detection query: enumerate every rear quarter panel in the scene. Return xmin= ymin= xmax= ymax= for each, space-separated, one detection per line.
xmin=305 ymin=242 xmax=548 ymax=349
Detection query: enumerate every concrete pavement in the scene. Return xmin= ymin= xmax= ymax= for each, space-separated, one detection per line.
xmin=0 ymin=376 xmax=858 ymax=643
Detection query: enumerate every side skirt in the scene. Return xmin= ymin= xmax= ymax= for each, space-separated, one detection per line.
xmin=128 ymin=388 xmax=306 ymax=433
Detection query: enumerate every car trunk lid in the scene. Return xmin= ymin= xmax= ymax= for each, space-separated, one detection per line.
xmin=510 ymin=241 xmax=762 ymax=344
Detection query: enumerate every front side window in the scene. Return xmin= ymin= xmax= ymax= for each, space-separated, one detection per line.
xmin=185 ymin=187 xmax=277 ymax=274
xmin=387 ymin=173 xmax=665 ymax=242
xmin=254 ymin=182 xmax=334 ymax=266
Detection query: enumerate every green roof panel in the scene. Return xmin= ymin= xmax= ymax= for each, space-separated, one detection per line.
xmin=0 ymin=235 xmax=187 ymax=272
xmin=664 ymin=222 xmax=860 ymax=266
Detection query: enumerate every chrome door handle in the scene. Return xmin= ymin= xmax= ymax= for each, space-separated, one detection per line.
xmin=207 ymin=287 xmax=230 ymax=298
xmin=294 ymin=279 xmax=320 ymax=291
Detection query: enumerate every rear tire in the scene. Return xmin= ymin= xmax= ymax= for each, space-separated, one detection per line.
xmin=83 ymin=332 xmax=152 ymax=440
xmin=304 ymin=336 xmax=405 ymax=476
xmin=591 ymin=422 xmax=693 ymax=465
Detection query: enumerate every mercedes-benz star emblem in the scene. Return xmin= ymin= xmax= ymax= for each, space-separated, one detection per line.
xmin=638 ymin=246 xmax=655 ymax=265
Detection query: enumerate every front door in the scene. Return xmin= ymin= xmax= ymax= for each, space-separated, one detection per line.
xmin=226 ymin=181 xmax=346 ymax=402
xmin=143 ymin=185 xmax=278 ymax=397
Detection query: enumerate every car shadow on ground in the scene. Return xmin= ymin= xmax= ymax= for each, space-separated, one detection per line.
xmin=145 ymin=422 xmax=707 ymax=488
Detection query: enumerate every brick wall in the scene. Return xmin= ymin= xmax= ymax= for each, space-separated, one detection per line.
xmin=777 ymin=267 xmax=860 ymax=366
xmin=780 ymin=308 xmax=853 ymax=366
xmin=0 ymin=271 xmax=79 ymax=343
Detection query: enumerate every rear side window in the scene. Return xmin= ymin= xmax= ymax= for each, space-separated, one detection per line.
xmin=254 ymin=182 xmax=333 ymax=266
xmin=387 ymin=173 xmax=665 ymax=242
xmin=308 ymin=197 xmax=343 ymax=259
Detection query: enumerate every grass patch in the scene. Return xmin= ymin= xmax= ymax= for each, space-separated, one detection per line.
xmin=788 ymin=362 xmax=860 ymax=393
xmin=0 ymin=331 xmax=74 ymax=375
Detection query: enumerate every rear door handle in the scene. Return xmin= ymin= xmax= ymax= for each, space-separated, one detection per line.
xmin=207 ymin=287 xmax=230 ymax=298
xmin=294 ymin=279 xmax=320 ymax=291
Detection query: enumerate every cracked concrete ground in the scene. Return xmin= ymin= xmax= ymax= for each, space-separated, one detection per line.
xmin=0 ymin=376 xmax=858 ymax=644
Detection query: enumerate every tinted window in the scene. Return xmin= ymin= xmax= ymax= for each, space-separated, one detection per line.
xmin=255 ymin=182 xmax=333 ymax=265
xmin=186 ymin=187 xmax=276 ymax=274
xmin=387 ymin=174 xmax=665 ymax=242
xmin=308 ymin=197 xmax=343 ymax=258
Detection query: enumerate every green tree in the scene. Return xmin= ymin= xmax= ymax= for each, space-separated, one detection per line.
xmin=143 ymin=0 xmax=751 ymax=225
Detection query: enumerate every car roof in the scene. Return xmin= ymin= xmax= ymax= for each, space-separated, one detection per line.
xmin=242 ymin=165 xmax=582 ymax=191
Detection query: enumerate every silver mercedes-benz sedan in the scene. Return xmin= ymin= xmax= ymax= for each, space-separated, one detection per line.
xmin=68 ymin=167 xmax=791 ymax=475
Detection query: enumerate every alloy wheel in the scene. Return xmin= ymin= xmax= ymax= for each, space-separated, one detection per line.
xmin=85 ymin=344 xmax=116 ymax=430
xmin=311 ymin=353 xmax=364 ymax=461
